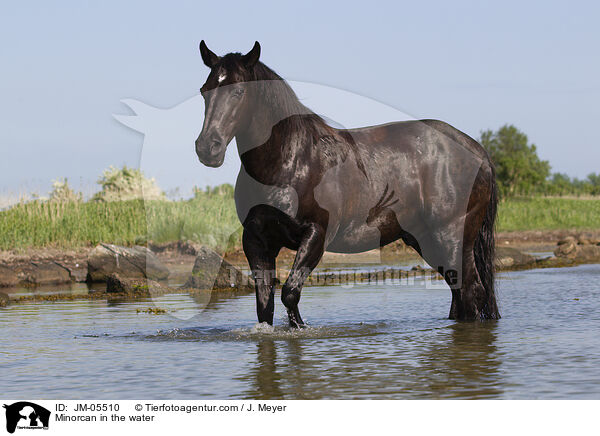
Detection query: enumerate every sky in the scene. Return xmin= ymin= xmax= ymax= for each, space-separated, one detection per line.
xmin=1 ymin=0 xmax=599 ymax=201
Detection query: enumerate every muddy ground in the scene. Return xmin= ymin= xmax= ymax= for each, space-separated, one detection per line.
xmin=1 ymin=230 xmax=599 ymax=306
xmin=1 ymin=229 xmax=598 ymax=268
xmin=1 ymin=229 xmax=598 ymax=278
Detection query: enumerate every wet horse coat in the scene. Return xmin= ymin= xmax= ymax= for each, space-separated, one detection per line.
xmin=195 ymin=41 xmax=500 ymax=327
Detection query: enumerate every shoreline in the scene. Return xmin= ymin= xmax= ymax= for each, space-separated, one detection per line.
xmin=1 ymin=229 xmax=599 ymax=305
xmin=2 ymin=256 xmax=598 ymax=307
xmin=1 ymin=229 xmax=598 ymax=267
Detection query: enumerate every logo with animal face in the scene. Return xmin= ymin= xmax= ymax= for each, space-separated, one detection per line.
xmin=3 ymin=402 xmax=50 ymax=433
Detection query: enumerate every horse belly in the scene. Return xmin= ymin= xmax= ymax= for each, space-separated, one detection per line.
xmin=325 ymin=222 xmax=389 ymax=253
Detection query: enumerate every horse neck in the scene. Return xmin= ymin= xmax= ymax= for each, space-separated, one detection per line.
xmin=235 ymin=90 xmax=315 ymax=176
xmin=234 ymin=96 xmax=278 ymax=156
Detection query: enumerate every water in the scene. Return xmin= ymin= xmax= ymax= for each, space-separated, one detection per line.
xmin=1 ymin=264 xmax=599 ymax=399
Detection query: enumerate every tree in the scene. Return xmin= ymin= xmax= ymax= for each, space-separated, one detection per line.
xmin=480 ymin=125 xmax=550 ymax=197
xmin=586 ymin=173 xmax=600 ymax=196
xmin=548 ymin=173 xmax=574 ymax=196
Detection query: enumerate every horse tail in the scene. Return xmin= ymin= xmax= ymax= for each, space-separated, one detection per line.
xmin=473 ymin=161 xmax=500 ymax=319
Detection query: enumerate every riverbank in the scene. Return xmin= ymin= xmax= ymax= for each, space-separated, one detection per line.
xmin=1 ymin=229 xmax=599 ymax=267
xmin=1 ymin=230 xmax=600 ymax=306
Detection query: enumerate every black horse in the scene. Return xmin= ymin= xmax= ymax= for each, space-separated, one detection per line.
xmin=195 ymin=41 xmax=500 ymax=327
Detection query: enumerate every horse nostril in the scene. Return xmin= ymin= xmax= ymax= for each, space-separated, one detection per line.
xmin=196 ymin=133 xmax=224 ymax=164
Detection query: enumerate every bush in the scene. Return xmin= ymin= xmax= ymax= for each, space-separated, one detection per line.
xmin=48 ymin=178 xmax=82 ymax=203
xmin=193 ymin=183 xmax=234 ymax=199
xmin=92 ymin=165 xmax=165 ymax=202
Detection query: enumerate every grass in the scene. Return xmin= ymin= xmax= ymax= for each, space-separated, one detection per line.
xmin=1 ymin=196 xmax=599 ymax=251
xmin=0 ymin=193 xmax=240 ymax=252
xmin=497 ymin=197 xmax=600 ymax=231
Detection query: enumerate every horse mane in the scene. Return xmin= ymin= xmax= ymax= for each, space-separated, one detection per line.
xmin=252 ymin=62 xmax=314 ymax=117
xmin=251 ymin=60 xmax=337 ymax=140
xmin=220 ymin=53 xmax=366 ymax=175
xmin=217 ymin=53 xmax=329 ymax=134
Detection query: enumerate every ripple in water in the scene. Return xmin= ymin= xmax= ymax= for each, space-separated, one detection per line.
xmin=148 ymin=321 xmax=389 ymax=342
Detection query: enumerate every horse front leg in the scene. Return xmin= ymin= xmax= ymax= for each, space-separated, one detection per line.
xmin=243 ymin=227 xmax=278 ymax=325
xmin=282 ymin=224 xmax=326 ymax=328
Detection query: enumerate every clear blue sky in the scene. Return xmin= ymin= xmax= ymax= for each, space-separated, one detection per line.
xmin=1 ymin=0 xmax=599 ymax=199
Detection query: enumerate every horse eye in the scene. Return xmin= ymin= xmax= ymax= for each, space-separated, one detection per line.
xmin=233 ymin=88 xmax=244 ymax=97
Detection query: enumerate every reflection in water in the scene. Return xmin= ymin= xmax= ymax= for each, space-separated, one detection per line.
xmin=240 ymin=339 xmax=283 ymax=399
xmin=238 ymin=322 xmax=501 ymax=400
xmin=417 ymin=322 xmax=501 ymax=398
xmin=106 ymin=288 xmax=254 ymax=318
xmin=239 ymin=337 xmax=318 ymax=400
xmin=199 ymin=289 xmax=253 ymax=311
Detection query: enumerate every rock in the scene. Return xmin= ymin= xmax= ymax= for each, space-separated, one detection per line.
xmin=557 ymin=236 xmax=576 ymax=246
xmin=496 ymin=247 xmax=535 ymax=269
xmin=576 ymin=245 xmax=600 ymax=261
xmin=184 ymin=246 xmax=254 ymax=291
xmin=534 ymin=256 xmax=575 ymax=269
xmin=87 ymin=243 xmax=169 ymax=282
xmin=17 ymin=262 xmax=72 ymax=286
xmin=148 ymin=240 xmax=202 ymax=256
xmin=0 ymin=292 xmax=9 ymax=307
xmin=56 ymin=260 xmax=88 ymax=282
xmin=105 ymin=273 xmax=165 ymax=296
xmin=554 ymin=240 xmax=578 ymax=258
xmin=577 ymin=234 xmax=592 ymax=245
xmin=549 ymin=240 xmax=600 ymax=262
xmin=0 ymin=265 xmax=18 ymax=287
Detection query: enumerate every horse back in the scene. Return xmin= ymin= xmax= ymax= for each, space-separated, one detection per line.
xmin=342 ymin=119 xmax=490 ymax=165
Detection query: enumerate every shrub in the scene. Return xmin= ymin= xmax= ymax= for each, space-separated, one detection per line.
xmin=49 ymin=178 xmax=82 ymax=203
xmin=92 ymin=165 xmax=165 ymax=202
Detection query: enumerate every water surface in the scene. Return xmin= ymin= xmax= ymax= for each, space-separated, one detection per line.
xmin=1 ymin=264 xmax=599 ymax=399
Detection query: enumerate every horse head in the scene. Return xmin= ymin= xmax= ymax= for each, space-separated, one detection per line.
xmin=195 ymin=40 xmax=261 ymax=167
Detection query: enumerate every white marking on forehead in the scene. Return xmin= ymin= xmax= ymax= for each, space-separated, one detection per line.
xmin=218 ymin=73 xmax=227 ymax=83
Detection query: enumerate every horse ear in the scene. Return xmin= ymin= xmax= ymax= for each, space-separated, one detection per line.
xmin=242 ymin=41 xmax=261 ymax=67
xmin=199 ymin=40 xmax=219 ymax=68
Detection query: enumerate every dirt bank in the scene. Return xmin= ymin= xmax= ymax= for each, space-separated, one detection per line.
xmin=1 ymin=230 xmax=599 ymax=293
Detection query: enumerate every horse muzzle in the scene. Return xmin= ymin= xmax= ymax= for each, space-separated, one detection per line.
xmin=195 ymin=136 xmax=226 ymax=168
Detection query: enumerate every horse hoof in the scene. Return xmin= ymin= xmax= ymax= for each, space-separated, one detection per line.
xmin=287 ymin=312 xmax=307 ymax=329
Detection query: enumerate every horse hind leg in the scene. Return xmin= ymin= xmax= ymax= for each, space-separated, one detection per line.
xmin=450 ymin=248 xmax=486 ymax=320
xmin=453 ymin=173 xmax=500 ymax=320
xmin=461 ymin=242 xmax=500 ymax=320
xmin=450 ymin=212 xmax=500 ymax=320
xmin=447 ymin=243 xmax=499 ymax=320
xmin=417 ymin=226 xmax=492 ymax=321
